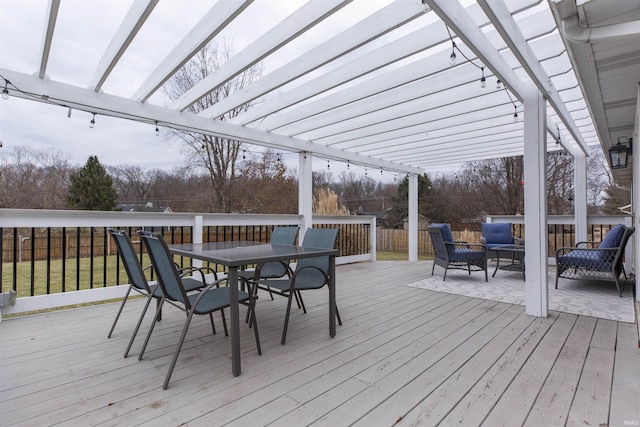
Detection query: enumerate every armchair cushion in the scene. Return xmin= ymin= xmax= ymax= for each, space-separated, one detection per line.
xmin=598 ymin=224 xmax=625 ymax=249
xmin=481 ymin=223 xmax=514 ymax=247
xmin=431 ymin=223 xmax=454 ymax=243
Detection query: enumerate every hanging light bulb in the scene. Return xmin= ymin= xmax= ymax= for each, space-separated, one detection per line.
xmin=496 ymin=79 xmax=503 ymax=90
xmin=513 ymin=106 xmax=519 ymax=122
xmin=155 ymin=121 xmax=159 ymax=136
xmin=2 ymin=80 xmax=9 ymax=100
xmin=89 ymin=113 xmax=96 ymax=128
xmin=327 ymin=160 xmax=330 ymax=170
xmin=449 ymin=40 xmax=457 ymax=65
xmin=480 ymin=67 xmax=486 ymax=88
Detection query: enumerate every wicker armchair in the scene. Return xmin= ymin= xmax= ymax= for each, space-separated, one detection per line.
xmin=555 ymin=224 xmax=634 ymax=296
xmin=428 ymin=223 xmax=488 ymax=281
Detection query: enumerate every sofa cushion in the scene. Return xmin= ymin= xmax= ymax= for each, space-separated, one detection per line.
xmin=558 ymin=249 xmax=614 ymax=271
xmin=481 ymin=223 xmax=513 ymax=245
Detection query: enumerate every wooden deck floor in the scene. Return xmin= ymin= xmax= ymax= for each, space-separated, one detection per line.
xmin=1 ymin=261 xmax=638 ymax=426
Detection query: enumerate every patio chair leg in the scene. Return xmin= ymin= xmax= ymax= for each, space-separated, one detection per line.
xmin=138 ymin=297 xmax=165 ymax=361
xmin=156 ymin=297 xmax=162 ymax=322
xmin=209 ymin=313 xmax=216 ymax=335
xmin=108 ymin=285 xmax=132 ymax=338
xmin=123 ymin=295 xmax=154 ymax=358
xmin=163 ymin=311 xmax=195 ymax=390
xmin=220 ymin=310 xmax=228 ymax=336
xmin=297 ymin=291 xmax=306 ymax=313
xmin=281 ymin=292 xmax=295 ymax=345
xmin=249 ymin=297 xmax=262 ymax=355
xmin=614 ymin=277 xmax=623 ymax=297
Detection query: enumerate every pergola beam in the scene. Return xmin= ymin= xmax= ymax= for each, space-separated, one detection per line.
xmin=424 ymin=0 xmax=578 ymax=158
xmin=89 ymin=0 xmax=159 ymax=92
xmin=1 ymin=68 xmax=422 ymax=175
xmin=132 ymin=0 xmax=254 ymax=102
xmin=200 ymin=0 xmax=429 ymax=119
xmin=170 ymin=0 xmax=353 ymax=111
xmin=477 ymin=0 xmax=590 ymax=155
xmin=38 ymin=0 xmax=60 ymax=79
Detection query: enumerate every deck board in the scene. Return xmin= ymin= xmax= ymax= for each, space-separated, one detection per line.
xmin=0 ymin=261 xmax=638 ymax=427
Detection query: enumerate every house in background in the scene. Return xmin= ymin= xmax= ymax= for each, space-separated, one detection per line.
xmin=403 ymin=214 xmax=429 ymax=231
xmin=117 ymin=202 xmax=172 ymax=213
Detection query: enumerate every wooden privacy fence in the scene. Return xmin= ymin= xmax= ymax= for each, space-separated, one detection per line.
xmin=376 ymin=229 xmax=481 ymax=256
xmin=376 ymin=224 xmax=617 ymax=257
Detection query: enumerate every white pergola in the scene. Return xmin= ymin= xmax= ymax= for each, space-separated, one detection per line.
xmin=1 ymin=0 xmax=639 ymax=314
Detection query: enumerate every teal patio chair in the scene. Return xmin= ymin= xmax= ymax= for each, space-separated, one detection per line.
xmin=107 ymin=228 xmax=213 ymax=358
xmin=252 ymin=227 xmax=341 ymax=345
xmin=138 ymin=230 xmax=261 ymax=389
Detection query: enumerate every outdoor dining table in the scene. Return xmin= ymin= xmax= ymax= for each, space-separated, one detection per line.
xmin=168 ymin=241 xmax=339 ymax=376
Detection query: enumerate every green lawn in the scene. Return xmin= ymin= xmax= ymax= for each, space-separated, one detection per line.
xmin=375 ymin=251 xmax=432 ymax=261
xmin=4 ymin=252 xmax=430 ymax=298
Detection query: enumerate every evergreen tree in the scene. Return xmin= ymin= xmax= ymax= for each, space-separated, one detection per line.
xmin=67 ymin=156 xmax=118 ymax=210
xmin=387 ymin=174 xmax=432 ymax=228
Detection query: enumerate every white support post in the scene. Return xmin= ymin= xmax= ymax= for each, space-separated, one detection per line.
xmin=192 ymin=215 xmax=203 ymax=269
xmin=573 ymin=152 xmax=588 ymax=243
xmin=632 ymin=83 xmax=640 ymax=302
xmin=299 ymin=152 xmax=313 ymax=239
xmin=408 ymin=174 xmax=418 ymax=261
xmin=523 ymin=83 xmax=548 ymax=317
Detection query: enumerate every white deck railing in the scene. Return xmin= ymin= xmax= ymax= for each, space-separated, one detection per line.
xmin=0 ymin=209 xmax=376 ymax=318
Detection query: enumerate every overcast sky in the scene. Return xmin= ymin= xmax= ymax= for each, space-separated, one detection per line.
xmin=0 ymin=0 xmax=455 ymax=181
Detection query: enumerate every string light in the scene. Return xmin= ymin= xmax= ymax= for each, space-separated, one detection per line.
xmin=496 ymin=79 xmax=503 ymax=90
xmin=2 ymin=79 xmax=9 ymax=100
xmin=155 ymin=121 xmax=159 ymax=136
xmin=327 ymin=160 xmax=330 ymax=170
xmin=446 ymin=26 xmax=486 ymax=89
xmin=504 ymin=87 xmax=520 ymax=122
xmin=449 ymin=41 xmax=457 ymax=65
xmin=89 ymin=113 xmax=96 ymax=128
xmin=347 ymin=160 xmax=350 ymax=169
xmin=242 ymin=149 xmax=246 ymax=160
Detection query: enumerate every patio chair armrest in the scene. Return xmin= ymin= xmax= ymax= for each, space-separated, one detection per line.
xmin=575 ymin=241 xmax=597 ymax=248
xmin=445 ymin=241 xmax=487 ymax=253
xmin=254 ymin=261 xmax=293 ymax=280
xmin=513 ymin=237 xmax=525 ymax=246
xmin=191 ymin=277 xmax=235 ymax=307
xmin=177 ymin=265 xmax=219 ymax=284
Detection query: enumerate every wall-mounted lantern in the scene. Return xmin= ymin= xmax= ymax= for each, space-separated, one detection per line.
xmin=609 ymin=137 xmax=632 ymax=169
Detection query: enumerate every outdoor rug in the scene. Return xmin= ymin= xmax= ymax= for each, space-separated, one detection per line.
xmin=406 ymin=269 xmax=635 ymax=323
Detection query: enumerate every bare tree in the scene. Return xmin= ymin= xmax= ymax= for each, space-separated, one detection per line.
xmin=464 ymin=157 xmax=525 ymax=215
xmin=0 ymin=146 xmax=72 ymax=209
xmin=234 ymin=150 xmax=297 ymax=213
xmin=163 ymin=40 xmax=263 ymax=212
xmin=547 ymin=151 xmax=574 ymax=214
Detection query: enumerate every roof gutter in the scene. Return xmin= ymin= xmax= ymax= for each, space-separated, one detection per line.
xmin=561 ymin=13 xmax=640 ymax=43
